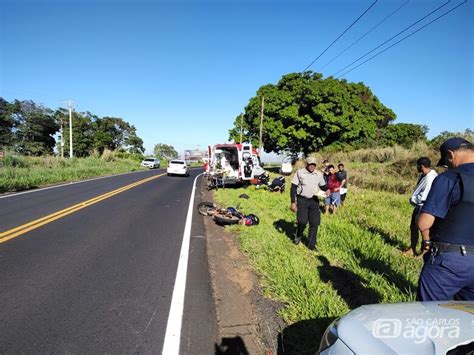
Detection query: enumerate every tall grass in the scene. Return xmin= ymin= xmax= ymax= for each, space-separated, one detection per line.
xmin=213 ymin=182 xmax=422 ymax=352
xmin=291 ymin=142 xmax=442 ymax=194
xmin=0 ymin=150 xmax=145 ymax=193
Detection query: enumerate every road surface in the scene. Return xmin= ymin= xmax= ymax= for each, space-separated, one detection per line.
xmin=0 ymin=168 xmax=216 ymax=353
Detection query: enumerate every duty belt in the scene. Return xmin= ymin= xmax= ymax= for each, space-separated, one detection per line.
xmin=431 ymin=242 xmax=474 ymax=256
xmin=298 ymin=195 xmax=317 ymax=200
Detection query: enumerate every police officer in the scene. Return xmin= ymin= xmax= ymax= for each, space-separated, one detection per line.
xmin=290 ymin=157 xmax=327 ymax=250
xmin=417 ymin=137 xmax=474 ymax=301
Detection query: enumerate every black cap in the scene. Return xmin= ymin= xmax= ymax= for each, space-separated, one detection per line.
xmin=437 ymin=137 xmax=472 ymax=166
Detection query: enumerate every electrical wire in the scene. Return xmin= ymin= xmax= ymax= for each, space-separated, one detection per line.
xmin=337 ymin=0 xmax=468 ymax=78
xmin=331 ymin=0 xmax=452 ymax=77
xmin=302 ymin=0 xmax=378 ymax=72
xmin=318 ymin=0 xmax=409 ymax=72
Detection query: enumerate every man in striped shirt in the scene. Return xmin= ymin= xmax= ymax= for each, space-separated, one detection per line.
xmin=409 ymin=157 xmax=438 ymax=255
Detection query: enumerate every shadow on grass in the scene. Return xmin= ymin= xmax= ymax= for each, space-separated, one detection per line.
xmin=357 ymin=220 xmax=408 ymax=251
xmin=317 ymin=255 xmax=381 ymax=309
xmin=273 ymin=219 xmax=296 ymax=243
xmin=215 ymin=336 xmax=249 ymax=355
xmin=353 ymin=249 xmax=416 ymax=295
xmin=277 ymin=317 xmax=337 ymax=354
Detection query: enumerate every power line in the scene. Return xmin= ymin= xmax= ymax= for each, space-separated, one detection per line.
xmin=318 ymin=0 xmax=409 ymax=72
xmin=302 ymin=0 xmax=378 ymax=72
xmin=337 ymin=0 xmax=468 ymax=78
xmin=331 ymin=0 xmax=452 ymax=77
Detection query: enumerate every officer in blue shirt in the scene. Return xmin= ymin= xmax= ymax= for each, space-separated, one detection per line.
xmin=417 ymin=137 xmax=474 ymax=301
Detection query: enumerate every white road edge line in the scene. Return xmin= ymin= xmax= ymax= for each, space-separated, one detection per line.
xmin=162 ymin=172 xmax=203 ymax=355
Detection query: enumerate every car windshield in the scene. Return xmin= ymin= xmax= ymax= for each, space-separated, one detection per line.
xmin=171 ymin=161 xmax=184 ymax=164
xmin=144 ymin=158 xmax=155 ymax=162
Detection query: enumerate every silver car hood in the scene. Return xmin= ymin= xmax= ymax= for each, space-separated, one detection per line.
xmin=336 ymin=301 xmax=473 ymax=354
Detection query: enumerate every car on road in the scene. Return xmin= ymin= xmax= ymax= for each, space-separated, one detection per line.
xmin=280 ymin=156 xmax=294 ymax=175
xmin=167 ymin=160 xmax=189 ymax=176
xmin=141 ymin=158 xmax=160 ymax=169
xmin=318 ymin=301 xmax=473 ymax=354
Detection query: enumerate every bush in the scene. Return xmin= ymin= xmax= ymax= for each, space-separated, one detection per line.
xmin=100 ymin=149 xmax=115 ymax=162
xmin=3 ymin=154 xmax=28 ymax=168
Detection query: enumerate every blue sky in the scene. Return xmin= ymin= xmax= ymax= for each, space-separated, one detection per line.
xmin=1 ymin=0 xmax=473 ymax=155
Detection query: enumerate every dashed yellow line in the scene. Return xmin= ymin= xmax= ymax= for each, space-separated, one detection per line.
xmin=0 ymin=173 xmax=166 ymax=244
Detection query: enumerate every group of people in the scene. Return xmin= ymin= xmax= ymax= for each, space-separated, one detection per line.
xmin=289 ymin=157 xmax=348 ymax=251
xmin=321 ymin=160 xmax=348 ymax=214
xmin=410 ymin=137 xmax=474 ymax=302
xmin=289 ymin=137 xmax=474 ymax=302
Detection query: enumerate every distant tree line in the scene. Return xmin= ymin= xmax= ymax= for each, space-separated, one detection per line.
xmin=0 ymin=97 xmax=144 ymax=157
xmin=228 ymin=72 xmax=464 ymax=154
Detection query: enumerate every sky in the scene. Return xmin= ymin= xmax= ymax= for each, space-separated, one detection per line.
xmin=1 ymin=0 xmax=473 ymax=156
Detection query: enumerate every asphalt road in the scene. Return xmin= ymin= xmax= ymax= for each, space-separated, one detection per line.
xmin=0 ymin=168 xmax=216 ymax=353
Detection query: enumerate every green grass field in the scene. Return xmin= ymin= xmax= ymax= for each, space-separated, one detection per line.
xmin=0 ymin=153 xmax=146 ymax=193
xmin=213 ymin=182 xmax=423 ymax=352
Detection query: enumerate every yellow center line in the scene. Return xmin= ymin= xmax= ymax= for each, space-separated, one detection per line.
xmin=0 ymin=173 xmax=166 ymax=244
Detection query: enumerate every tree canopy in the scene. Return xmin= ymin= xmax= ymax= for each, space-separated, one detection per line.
xmin=1 ymin=97 xmax=145 ymax=157
xmin=379 ymin=123 xmax=428 ymax=148
xmin=429 ymin=129 xmax=474 ymax=148
xmin=154 ymin=143 xmax=178 ymax=160
xmin=11 ymin=100 xmax=58 ymax=155
xmin=229 ymin=72 xmax=397 ymax=155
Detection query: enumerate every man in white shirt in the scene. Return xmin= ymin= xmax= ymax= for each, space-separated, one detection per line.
xmin=409 ymin=157 xmax=438 ymax=255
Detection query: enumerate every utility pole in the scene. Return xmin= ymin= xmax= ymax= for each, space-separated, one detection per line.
xmin=259 ymin=96 xmax=264 ymax=156
xmin=67 ymin=100 xmax=74 ymax=158
xmin=240 ymin=113 xmax=243 ymax=144
xmin=60 ymin=119 xmax=64 ymax=158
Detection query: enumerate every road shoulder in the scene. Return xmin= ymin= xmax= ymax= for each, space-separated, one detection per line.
xmin=200 ymin=179 xmax=285 ymax=354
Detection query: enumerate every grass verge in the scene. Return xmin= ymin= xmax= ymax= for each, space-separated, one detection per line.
xmin=0 ymin=154 xmax=146 ymax=193
xmin=213 ymin=183 xmax=422 ymax=352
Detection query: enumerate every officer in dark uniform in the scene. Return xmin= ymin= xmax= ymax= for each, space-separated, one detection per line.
xmin=417 ymin=137 xmax=474 ymax=301
xmin=290 ymin=157 xmax=327 ymax=250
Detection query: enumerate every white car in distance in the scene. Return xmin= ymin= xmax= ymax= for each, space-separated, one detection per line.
xmin=167 ymin=160 xmax=189 ymax=176
xmin=141 ymin=158 xmax=160 ymax=169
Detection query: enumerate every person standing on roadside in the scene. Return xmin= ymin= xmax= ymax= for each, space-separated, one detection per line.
xmin=408 ymin=157 xmax=438 ymax=256
xmin=321 ymin=159 xmax=330 ymax=183
xmin=324 ymin=165 xmax=342 ymax=215
xmin=336 ymin=163 xmax=348 ymax=207
xmin=417 ymin=137 xmax=474 ymax=301
xmin=290 ymin=157 xmax=327 ymax=251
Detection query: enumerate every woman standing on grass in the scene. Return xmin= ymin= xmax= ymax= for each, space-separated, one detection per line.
xmin=324 ymin=165 xmax=342 ymax=215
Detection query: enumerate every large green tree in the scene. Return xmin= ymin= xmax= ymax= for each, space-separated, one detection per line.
xmin=0 ymin=97 xmax=16 ymax=148
xmin=154 ymin=143 xmax=178 ymax=159
xmin=14 ymin=100 xmax=59 ymax=155
xmin=229 ymin=72 xmax=396 ymax=155
xmin=124 ymin=126 xmax=145 ymax=154
xmin=93 ymin=117 xmax=144 ymax=154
